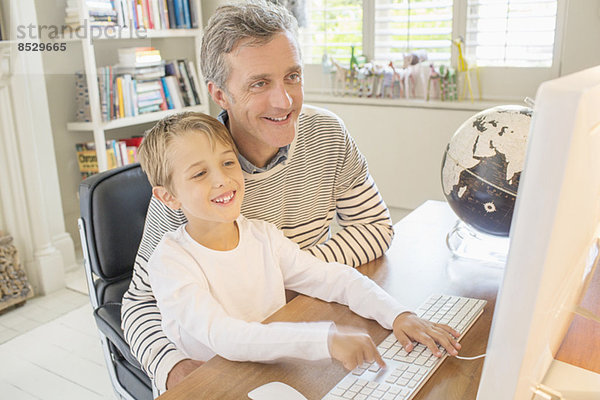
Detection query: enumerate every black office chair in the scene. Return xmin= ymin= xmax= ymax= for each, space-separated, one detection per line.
xmin=78 ymin=164 xmax=153 ymax=400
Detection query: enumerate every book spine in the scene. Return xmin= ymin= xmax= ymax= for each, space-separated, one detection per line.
xmin=161 ymin=77 xmax=174 ymax=109
xmin=165 ymin=75 xmax=184 ymax=109
xmin=111 ymin=139 xmax=123 ymax=167
xmin=116 ymin=76 xmax=125 ymax=118
xmin=131 ymin=79 xmax=138 ymax=116
xmin=186 ymin=60 xmax=201 ymax=105
xmin=166 ymin=61 xmax=189 ymax=106
xmin=145 ymin=0 xmax=154 ymax=29
xmin=161 ymin=0 xmax=170 ymax=29
xmin=166 ymin=0 xmax=176 ymax=29
xmin=157 ymin=82 xmax=168 ymax=110
xmin=106 ymin=143 xmax=118 ymax=169
xmin=151 ymin=0 xmax=162 ymax=30
xmin=123 ymin=74 xmax=131 ymax=117
xmin=137 ymin=0 xmax=147 ymax=29
xmin=157 ymin=0 xmax=166 ymax=29
xmin=189 ymin=0 xmax=198 ymax=29
xmin=173 ymin=0 xmax=184 ymax=29
xmin=126 ymin=146 xmax=138 ymax=164
xmin=178 ymin=59 xmax=195 ymax=105
xmin=181 ymin=0 xmax=191 ymax=29
xmin=109 ymin=66 xmax=114 ymax=120
xmin=121 ymin=0 xmax=131 ymax=28
xmin=119 ymin=141 xmax=129 ymax=165
xmin=131 ymin=0 xmax=138 ymax=29
xmin=115 ymin=0 xmax=125 ymax=26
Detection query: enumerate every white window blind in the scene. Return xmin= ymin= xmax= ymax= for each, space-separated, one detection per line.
xmin=465 ymin=0 xmax=559 ymax=67
xmin=374 ymin=0 xmax=453 ymax=63
xmin=299 ymin=0 xmax=363 ymax=65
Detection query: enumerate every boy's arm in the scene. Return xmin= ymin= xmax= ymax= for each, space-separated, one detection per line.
xmin=273 ymin=224 xmax=407 ymax=328
xmin=306 ymin=124 xmax=394 ymax=268
xmin=121 ymin=197 xmax=189 ymax=393
xmin=275 ymin=227 xmax=460 ymax=357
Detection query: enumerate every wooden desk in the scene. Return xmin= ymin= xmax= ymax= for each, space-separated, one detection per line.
xmin=158 ymin=201 xmax=597 ymax=400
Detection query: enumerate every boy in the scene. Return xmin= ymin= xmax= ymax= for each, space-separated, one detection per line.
xmin=138 ymin=112 xmax=461 ymax=371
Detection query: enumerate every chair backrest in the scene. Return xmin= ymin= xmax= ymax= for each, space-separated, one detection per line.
xmin=79 ymin=164 xmax=152 ymax=305
xmin=79 ymin=163 xmax=154 ymax=400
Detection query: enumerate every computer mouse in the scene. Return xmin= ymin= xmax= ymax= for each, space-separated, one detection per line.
xmin=248 ymin=381 xmax=308 ymax=400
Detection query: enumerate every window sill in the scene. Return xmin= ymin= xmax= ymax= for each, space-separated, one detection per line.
xmin=304 ymin=90 xmax=512 ymax=112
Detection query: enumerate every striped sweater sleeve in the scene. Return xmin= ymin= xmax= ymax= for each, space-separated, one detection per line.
xmin=306 ymin=121 xmax=394 ymax=267
xmin=121 ymin=197 xmax=188 ymax=393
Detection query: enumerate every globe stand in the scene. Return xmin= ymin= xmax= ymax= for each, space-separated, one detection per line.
xmin=446 ymin=220 xmax=509 ymax=266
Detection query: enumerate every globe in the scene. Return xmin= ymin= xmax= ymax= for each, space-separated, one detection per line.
xmin=441 ymin=105 xmax=533 ymax=237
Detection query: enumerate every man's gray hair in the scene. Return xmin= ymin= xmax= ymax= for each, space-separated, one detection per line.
xmin=200 ymin=0 xmax=300 ymax=91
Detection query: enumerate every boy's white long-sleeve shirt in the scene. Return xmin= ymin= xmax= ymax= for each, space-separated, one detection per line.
xmin=148 ymin=215 xmax=408 ymax=363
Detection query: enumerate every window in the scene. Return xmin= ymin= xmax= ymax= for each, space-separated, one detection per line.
xmin=299 ymin=0 xmax=559 ymax=68
xmin=300 ymin=1 xmax=363 ymax=65
xmin=374 ymin=0 xmax=453 ymax=63
xmin=465 ymin=0 xmax=559 ymax=67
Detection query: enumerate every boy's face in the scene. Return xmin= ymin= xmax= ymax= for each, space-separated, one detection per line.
xmin=160 ymin=132 xmax=244 ymax=229
xmin=208 ymin=31 xmax=303 ymax=167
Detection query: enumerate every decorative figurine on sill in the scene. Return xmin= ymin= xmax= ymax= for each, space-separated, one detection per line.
xmin=439 ymin=65 xmax=458 ymax=101
xmin=426 ymin=64 xmax=441 ymax=101
xmin=379 ymin=64 xmax=395 ymax=98
xmin=453 ymin=36 xmax=481 ymax=102
xmin=402 ymin=50 xmax=428 ymax=98
xmin=389 ymin=62 xmax=405 ymax=99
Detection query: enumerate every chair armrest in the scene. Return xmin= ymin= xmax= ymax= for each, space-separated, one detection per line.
xmin=94 ymin=302 xmax=144 ymax=370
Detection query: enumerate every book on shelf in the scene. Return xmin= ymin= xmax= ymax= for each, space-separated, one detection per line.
xmin=66 ymin=0 xmax=199 ymax=31
xmin=75 ymin=137 xmax=142 ymax=179
xmin=75 ymin=141 xmax=117 ymax=179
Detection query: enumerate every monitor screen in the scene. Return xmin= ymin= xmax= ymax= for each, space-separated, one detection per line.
xmin=476 ymin=66 xmax=600 ymax=399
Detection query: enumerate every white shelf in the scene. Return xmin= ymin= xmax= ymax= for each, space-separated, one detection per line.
xmin=67 ymin=104 xmax=208 ymax=131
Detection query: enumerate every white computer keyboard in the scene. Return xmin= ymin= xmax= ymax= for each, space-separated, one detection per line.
xmin=322 ymin=294 xmax=487 ymax=400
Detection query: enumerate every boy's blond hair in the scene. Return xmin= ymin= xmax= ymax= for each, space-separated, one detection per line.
xmin=138 ymin=112 xmax=236 ymax=193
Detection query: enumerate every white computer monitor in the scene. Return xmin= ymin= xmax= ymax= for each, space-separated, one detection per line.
xmin=476 ymin=66 xmax=600 ymax=399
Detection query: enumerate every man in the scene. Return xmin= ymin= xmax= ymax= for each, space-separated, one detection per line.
xmin=122 ymin=1 xmax=458 ymax=394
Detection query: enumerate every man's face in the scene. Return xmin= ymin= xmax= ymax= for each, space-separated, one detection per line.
xmin=210 ymin=31 xmax=304 ymax=167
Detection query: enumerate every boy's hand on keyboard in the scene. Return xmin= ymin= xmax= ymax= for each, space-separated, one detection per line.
xmin=328 ymin=325 xmax=386 ymax=371
xmin=392 ymin=312 xmax=461 ymax=357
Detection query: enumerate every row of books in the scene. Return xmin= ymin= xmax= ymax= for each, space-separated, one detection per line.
xmin=75 ymin=137 xmax=142 ymax=179
xmin=75 ymin=47 xmax=202 ymax=122
xmin=65 ymin=0 xmax=198 ymax=30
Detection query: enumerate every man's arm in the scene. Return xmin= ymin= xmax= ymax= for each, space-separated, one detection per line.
xmin=307 ymin=120 xmax=394 ymax=267
xmin=121 ymin=197 xmax=191 ymax=393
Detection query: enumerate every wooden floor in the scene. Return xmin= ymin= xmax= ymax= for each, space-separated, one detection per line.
xmin=0 ymin=269 xmax=116 ymax=399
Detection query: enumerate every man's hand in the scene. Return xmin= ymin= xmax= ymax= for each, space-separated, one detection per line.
xmin=328 ymin=325 xmax=386 ymax=371
xmin=392 ymin=312 xmax=461 ymax=357
xmin=166 ymin=359 xmax=204 ymax=390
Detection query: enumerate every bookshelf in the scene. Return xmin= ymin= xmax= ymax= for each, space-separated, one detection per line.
xmin=67 ymin=0 xmax=210 ymax=172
